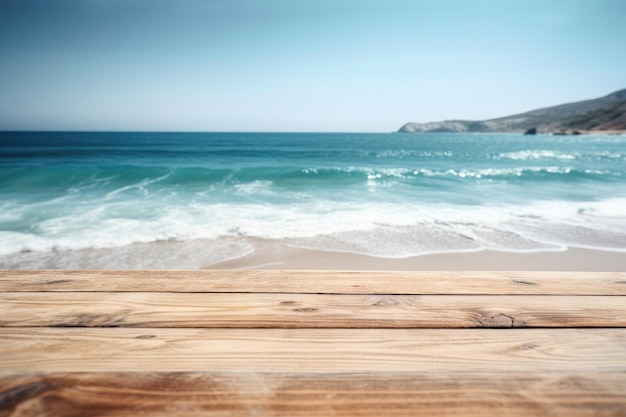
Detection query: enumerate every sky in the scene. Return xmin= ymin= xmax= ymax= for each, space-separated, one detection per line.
xmin=0 ymin=0 xmax=625 ymax=132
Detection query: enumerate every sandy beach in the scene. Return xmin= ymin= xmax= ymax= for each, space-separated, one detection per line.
xmin=210 ymin=239 xmax=626 ymax=271
xmin=2 ymin=237 xmax=624 ymax=271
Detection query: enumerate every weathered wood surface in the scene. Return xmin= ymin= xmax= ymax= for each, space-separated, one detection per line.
xmin=1 ymin=372 xmax=625 ymax=417
xmin=1 ymin=292 xmax=625 ymax=328
xmin=1 ymin=328 xmax=625 ymax=373
xmin=1 ymin=270 xmax=625 ymax=416
xmin=2 ymin=270 xmax=626 ymax=294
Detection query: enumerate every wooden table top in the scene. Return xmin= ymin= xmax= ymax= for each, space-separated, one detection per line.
xmin=1 ymin=270 xmax=625 ymax=416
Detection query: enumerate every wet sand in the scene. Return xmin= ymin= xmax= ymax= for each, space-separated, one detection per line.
xmin=209 ymin=239 xmax=626 ymax=271
xmin=3 ymin=237 xmax=625 ymax=271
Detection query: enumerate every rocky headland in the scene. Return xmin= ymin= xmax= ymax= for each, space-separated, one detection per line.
xmin=398 ymin=89 xmax=626 ymax=134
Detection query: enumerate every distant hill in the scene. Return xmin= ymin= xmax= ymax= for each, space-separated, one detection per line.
xmin=398 ymin=89 xmax=626 ymax=133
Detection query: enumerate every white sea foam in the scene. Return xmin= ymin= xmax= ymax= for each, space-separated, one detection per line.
xmin=104 ymin=171 xmax=173 ymax=199
xmin=336 ymin=166 xmax=585 ymax=179
xmin=0 ymin=238 xmax=254 ymax=270
xmin=233 ymin=180 xmax=275 ymax=195
xmin=409 ymin=166 xmax=581 ymax=178
xmin=2 ymin=198 xmax=625 ymax=259
xmin=498 ymin=150 xmax=577 ymax=160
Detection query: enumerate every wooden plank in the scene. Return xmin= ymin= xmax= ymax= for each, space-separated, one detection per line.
xmin=1 ymin=328 xmax=624 ymax=373
xmin=1 ymin=270 xmax=626 ymax=294
xmin=2 ymin=271 xmax=624 ymax=416
xmin=0 ymin=292 xmax=625 ymax=328
xmin=1 ymin=371 xmax=624 ymax=417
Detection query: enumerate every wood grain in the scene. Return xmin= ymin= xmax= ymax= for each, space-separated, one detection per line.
xmin=2 ymin=270 xmax=626 ymax=294
xmin=1 ymin=270 xmax=625 ymax=416
xmin=1 ymin=292 xmax=624 ymax=328
xmin=1 ymin=372 xmax=625 ymax=417
xmin=1 ymin=328 xmax=625 ymax=373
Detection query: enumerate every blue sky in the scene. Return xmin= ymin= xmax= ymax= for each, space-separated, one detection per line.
xmin=1 ymin=0 xmax=625 ymax=132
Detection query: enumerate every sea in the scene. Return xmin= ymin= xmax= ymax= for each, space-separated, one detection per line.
xmin=1 ymin=131 xmax=626 ymax=269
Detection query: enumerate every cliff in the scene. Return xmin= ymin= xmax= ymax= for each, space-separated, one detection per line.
xmin=398 ymin=89 xmax=626 ymax=133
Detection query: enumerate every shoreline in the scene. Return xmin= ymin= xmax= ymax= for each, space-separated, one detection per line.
xmin=2 ymin=237 xmax=626 ymax=271
xmin=208 ymin=239 xmax=626 ymax=271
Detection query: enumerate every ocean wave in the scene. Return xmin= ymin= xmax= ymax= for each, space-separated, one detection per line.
xmin=1 ymin=165 xmax=621 ymax=203
xmin=2 ymin=199 xmax=625 ymax=257
xmin=497 ymin=150 xmax=576 ymax=160
xmin=406 ymin=166 xmax=619 ymax=180
xmin=497 ymin=150 xmax=626 ymax=162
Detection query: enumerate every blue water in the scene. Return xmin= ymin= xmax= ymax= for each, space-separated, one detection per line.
xmin=1 ymin=131 xmax=626 ymax=268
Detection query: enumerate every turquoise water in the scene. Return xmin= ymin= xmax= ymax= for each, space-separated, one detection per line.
xmin=1 ymin=131 xmax=626 ymax=268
